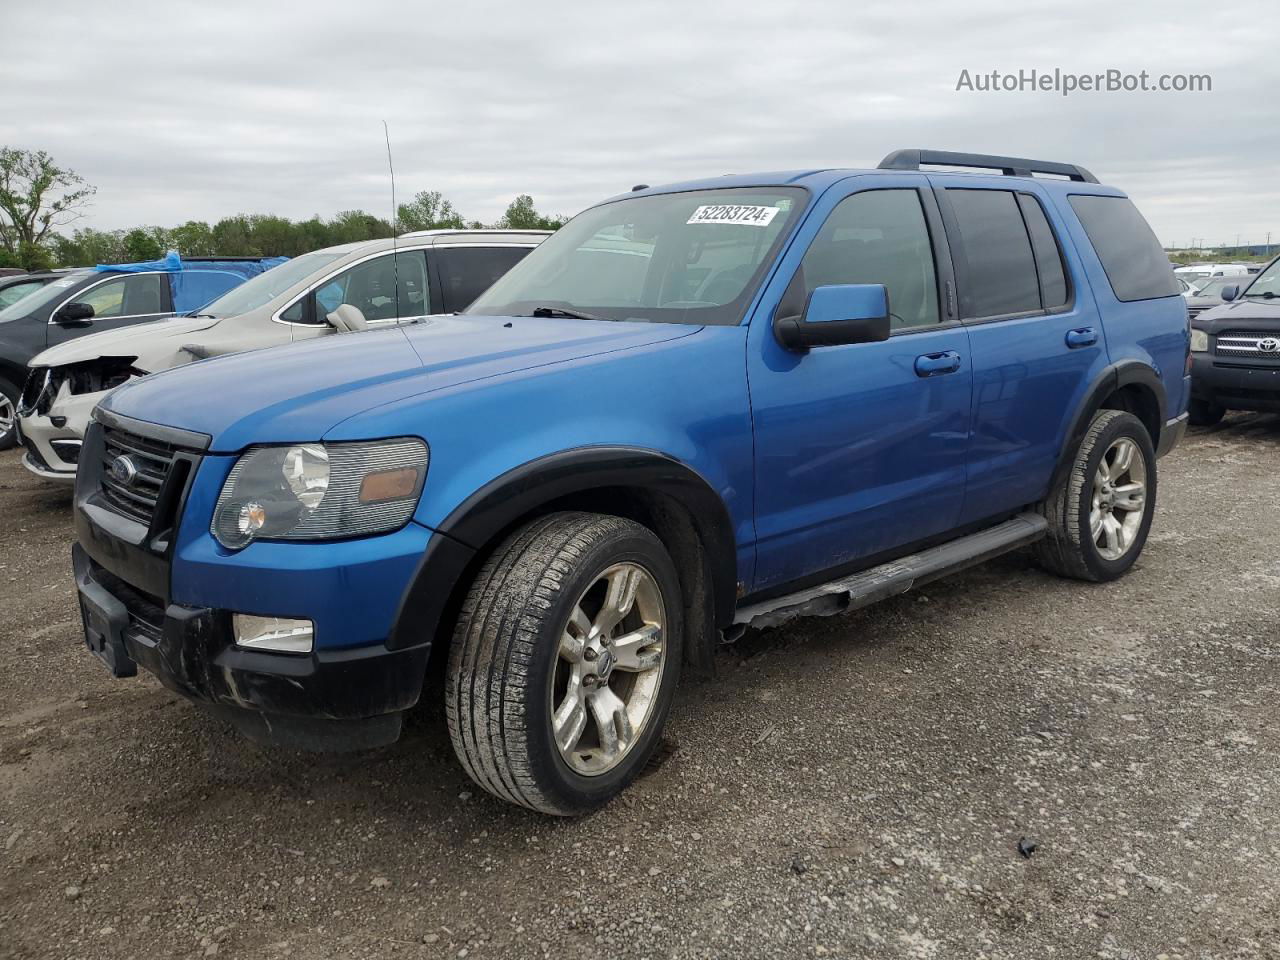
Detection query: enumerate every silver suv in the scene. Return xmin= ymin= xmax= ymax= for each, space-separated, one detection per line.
xmin=19 ymin=229 xmax=547 ymax=481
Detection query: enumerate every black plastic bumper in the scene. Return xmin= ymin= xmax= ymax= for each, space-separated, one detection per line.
xmin=1191 ymin=355 xmax=1280 ymax=412
xmin=73 ymin=543 xmax=431 ymax=751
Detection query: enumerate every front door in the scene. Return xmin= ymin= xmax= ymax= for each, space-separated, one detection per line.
xmin=747 ymin=179 xmax=973 ymax=593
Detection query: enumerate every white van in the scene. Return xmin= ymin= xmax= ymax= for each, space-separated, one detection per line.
xmin=1174 ymin=263 xmax=1250 ymax=285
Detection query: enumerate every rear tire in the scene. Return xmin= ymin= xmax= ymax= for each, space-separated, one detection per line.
xmin=1188 ymin=398 xmax=1226 ymax=427
xmin=446 ymin=512 xmax=683 ymax=815
xmin=0 ymin=376 xmax=19 ymax=451
xmin=1034 ymin=409 xmax=1156 ymax=583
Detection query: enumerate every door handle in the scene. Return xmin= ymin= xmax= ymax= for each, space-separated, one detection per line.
xmin=915 ymin=351 xmax=962 ymax=377
xmin=1065 ymin=327 xmax=1098 ymax=348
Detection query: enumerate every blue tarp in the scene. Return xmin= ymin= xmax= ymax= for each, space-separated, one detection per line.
xmin=94 ymin=252 xmax=288 ymax=313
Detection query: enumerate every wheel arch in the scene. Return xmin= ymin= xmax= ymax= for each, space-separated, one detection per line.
xmin=1050 ymin=361 xmax=1166 ymax=494
xmin=388 ymin=447 xmax=738 ymax=675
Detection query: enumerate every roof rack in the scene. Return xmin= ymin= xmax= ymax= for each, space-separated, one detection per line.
xmin=878 ymin=149 xmax=1098 ymax=183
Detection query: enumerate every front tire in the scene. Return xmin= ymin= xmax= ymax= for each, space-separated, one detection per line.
xmin=446 ymin=512 xmax=683 ymax=815
xmin=1035 ymin=409 xmax=1157 ymax=582
xmin=0 ymin=376 xmax=19 ymax=451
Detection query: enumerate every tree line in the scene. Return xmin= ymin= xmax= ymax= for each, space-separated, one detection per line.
xmin=0 ymin=147 xmax=565 ymax=270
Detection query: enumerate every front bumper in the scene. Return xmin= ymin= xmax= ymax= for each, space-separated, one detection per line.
xmin=73 ymin=543 xmax=433 ymax=750
xmin=1191 ymin=354 xmax=1280 ymax=412
xmin=72 ymin=413 xmax=439 ymax=751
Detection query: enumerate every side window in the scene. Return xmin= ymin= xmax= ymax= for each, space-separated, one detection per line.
xmin=435 ymin=247 xmax=532 ymax=313
xmin=73 ymin=274 xmax=166 ymax=318
xmin=71 ymin=277 xmax=129 ymax=318
xmin=1068 ymin=195 xmax=1181 ymax=302
xmin=794 ymin=189 xmax=940 ymax=330
xmin=946 ymin=189 xmax=1041 ymax=318
xmin=312 ymin=251 xmax=431 ymax=324
xmin=1017 ymin=195 xmax=1069 ymax=309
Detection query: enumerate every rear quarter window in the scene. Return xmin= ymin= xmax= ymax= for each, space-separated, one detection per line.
xmin=1068 ymin=195 xmax=1179 ymax=302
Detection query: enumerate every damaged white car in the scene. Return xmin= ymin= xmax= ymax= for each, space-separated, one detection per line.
xmin=18 ymin=229 xmax=547 ymax=482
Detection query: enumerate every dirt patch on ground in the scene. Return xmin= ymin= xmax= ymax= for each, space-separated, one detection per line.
xmin=2 ymin=415 xmax=1279 ymax=959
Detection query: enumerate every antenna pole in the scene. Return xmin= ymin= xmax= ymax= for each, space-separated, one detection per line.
xmin=383 ymin=120 xmax=401 ymax=322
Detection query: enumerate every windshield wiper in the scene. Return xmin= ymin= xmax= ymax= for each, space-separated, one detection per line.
xmin=190 ymin=313 xmax=219 ymax=319
xmin=1244 ymin=290 xmax=1278 ymax=299
xmin=529 ymin=306 xmax=611 ymax=322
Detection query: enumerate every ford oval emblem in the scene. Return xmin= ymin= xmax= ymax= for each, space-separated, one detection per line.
xmin=109 ymin=455 xmax=140 ymax=487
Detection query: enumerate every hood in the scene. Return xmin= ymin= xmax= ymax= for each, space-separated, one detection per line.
xmin=100 ymin=315 xmax=697 ymax=452
xmin=31 ymin=314 xmax=219 ymax=367
xmin=1192 ymin=297 xmax=1280 ymax=331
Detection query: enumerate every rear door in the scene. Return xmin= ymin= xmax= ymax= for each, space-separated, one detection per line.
xmin=930 ymin=178 xmax=1108 ymax=523
xmin=47 ymin=273 xmax=173 ymax=347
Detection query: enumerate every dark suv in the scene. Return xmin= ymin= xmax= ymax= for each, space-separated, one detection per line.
xmin=1188 ymin=256 xmax=1280 ymax=424
xmin=71 ymin=150 xmax=1189 ymax=815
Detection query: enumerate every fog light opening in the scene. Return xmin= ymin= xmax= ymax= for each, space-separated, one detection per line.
xmin=232 ymin=614 xmax=314 ymax=654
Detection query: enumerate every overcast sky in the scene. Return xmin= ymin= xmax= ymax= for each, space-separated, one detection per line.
xmin=2 ymin=0 xmax=1275 ymax=248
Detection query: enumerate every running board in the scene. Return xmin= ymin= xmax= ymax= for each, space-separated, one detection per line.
xmin=732 ymin=512 xmax=1048 ymax=633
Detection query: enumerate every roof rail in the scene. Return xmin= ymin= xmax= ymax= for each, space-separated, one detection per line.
xmin=878 ymin=149 xmax=1098 ymax=183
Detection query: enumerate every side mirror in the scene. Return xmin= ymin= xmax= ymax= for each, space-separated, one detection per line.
xmin=1220 ymin=284 xmax=1240 ymax=302
xmin=53 ymin=302 xmax=95 ymax=327
xmin=774 ymin=284 xmax=892 ymax=352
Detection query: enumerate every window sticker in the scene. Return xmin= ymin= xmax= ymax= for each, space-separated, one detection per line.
xmin=686 ymin=204 xmax=781 ymax=227
xmin=50 ymin=279 xmax=77 ymax=288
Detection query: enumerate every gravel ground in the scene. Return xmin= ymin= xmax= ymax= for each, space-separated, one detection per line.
xmin=1 ymin=415 xmax=1278 ymax=960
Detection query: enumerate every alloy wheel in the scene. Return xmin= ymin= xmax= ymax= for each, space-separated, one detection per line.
xmin=1090 ymin=436 xmax=1147 ymax=561
xmin=550 ymin=561 xmax=667 ymax=776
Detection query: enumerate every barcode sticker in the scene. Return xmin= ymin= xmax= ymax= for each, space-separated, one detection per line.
xmin=686 ymin=204 xmax=781 ymax=227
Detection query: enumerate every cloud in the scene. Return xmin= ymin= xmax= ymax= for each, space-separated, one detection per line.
xmin=1 ymin=0 xmax=1275 ymax=246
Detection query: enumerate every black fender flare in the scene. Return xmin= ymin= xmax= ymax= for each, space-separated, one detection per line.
xmin=388 ymin=447 xmax=739 ymax=651
xmin=1049 ymin=360 xmax=1166 ymax=492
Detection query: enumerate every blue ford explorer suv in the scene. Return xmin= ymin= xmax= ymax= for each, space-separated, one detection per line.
xmin=72 ymin=150 xmax=1189 ymax=815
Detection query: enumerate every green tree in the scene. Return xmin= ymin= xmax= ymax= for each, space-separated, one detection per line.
xmin=168 ymin=220 xmax=215 ymax=257
xmin=327 ymin=210 xmax=393 ymax=244
xmin=397 ymin=190 xmax=465 ymax=232
xmin=0 ymin=148 xmax=96 ymax=264
xmin=496 ymin=194 xmax=565 ymax=231
xmin=211 ymin=216 xmax=258 ymax=256
xmin=123 ymin=228 xmax=163 ymax=262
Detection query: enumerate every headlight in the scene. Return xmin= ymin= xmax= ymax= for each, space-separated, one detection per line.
xmin=212 ymin=438 xmax=428 ymax=549
xmin=1190 ymin=328 xmax=1210 ymax=353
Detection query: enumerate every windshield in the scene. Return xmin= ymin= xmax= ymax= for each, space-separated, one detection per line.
xmin=197 ymin=250 xmax=344 ymax=317
xmin=466 ymin=187 xmax=807 ymax=325
xmin=0 ymin=273 xmax=89 ymax=322
xmin=1196 ymin=277 xmax=1232 ymax=296
xmin=1244 ymin=259 xmax=1280 ymax=298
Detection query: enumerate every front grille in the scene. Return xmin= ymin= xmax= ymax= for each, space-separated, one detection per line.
xmin=1216 ymin=331 xmax=1280 ymax=358
xmin=100 ymin=427 xmax=181 ymax=525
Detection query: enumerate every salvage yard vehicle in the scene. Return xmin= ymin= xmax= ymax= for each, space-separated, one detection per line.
xmin=1187 ymin=254 xmax=1280 ymax=425
xmin=71 ymin=150 xmax=1189 ymax=815
xmin=0 ymin=255 xmax=284 ymax=451
xmin=19 ymin=231 xmax=546 ymax=481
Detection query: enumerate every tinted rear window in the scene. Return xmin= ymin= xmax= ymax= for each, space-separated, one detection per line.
xmin=1017 ymin=194 xmax=1069 ymax=309
xmin=436 ymin=246 xmax=533 ymax=313
xmin=1068 ymin=195 xmax=1179 ymax=302
xmin=947 ymin=189 xmax=1041 ymax=318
